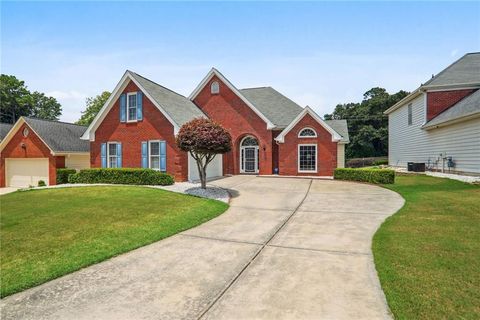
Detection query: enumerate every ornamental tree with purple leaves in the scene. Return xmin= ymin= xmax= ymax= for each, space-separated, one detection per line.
xmin=176 ymin=118 xmax=232 ymax=189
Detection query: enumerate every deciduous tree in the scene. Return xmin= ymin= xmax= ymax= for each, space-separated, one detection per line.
xmin=76 ymin=91 xmax=111 ymax=126
xmin=176 ymin=118 xmax=232 ymax=189
xmin=324 ymin=87 xmax=408 ymax=159
xmin=0 ymin=75 xmax=61 ymax=123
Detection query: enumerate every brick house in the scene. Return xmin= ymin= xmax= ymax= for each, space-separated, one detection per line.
xmin=384 ymin=52 xmax=480 ymax=174
xmin=81 ymin=68 xmax=349 ymax=182
xmin=0 ymin=117 xmax=90 ymax=187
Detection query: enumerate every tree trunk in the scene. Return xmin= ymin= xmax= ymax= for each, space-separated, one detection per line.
xmin=200 ymin=165 xmax=207 ymax=189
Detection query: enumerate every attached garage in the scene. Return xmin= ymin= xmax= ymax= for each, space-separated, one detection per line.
xmin=5 ymin=158 xmax=49 ymax=187
xmin=1 ymin=117 xmax=90 ymax=187
xmin=188 ymin=153 xmax=223 ymax=182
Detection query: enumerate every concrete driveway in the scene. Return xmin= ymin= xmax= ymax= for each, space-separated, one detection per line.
xmin=1 ymin=176 xmax=404 ymax=320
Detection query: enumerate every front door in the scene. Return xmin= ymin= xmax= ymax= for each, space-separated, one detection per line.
xmin=242 ymin=147 xmax=258 ymax=173
xmin=240 ymin=136 xmax=259 ymax=174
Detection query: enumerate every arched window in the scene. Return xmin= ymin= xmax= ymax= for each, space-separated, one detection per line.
xmin=298 ymin=127 xmax=317 ymax=138
xmin=211 ymin=81 xmax=220 ymax=94
xmin=241 ymin=136 xmax=259 ymax=146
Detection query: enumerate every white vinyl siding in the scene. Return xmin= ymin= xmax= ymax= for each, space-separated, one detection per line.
xmin=337 ymin=144 xmax=345 ymax=168
xmin=388 ymin=93 xmax=480 ymax=174
xmin=65 ymin=154 xmax=90 ymax=171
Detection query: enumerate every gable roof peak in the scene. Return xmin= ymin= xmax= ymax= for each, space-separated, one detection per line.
xmin=275 ymin=106 xmax=344 ymax=143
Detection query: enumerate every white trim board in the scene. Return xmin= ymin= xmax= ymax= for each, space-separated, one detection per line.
xmin=275 ymin=106 xmax=342 ymax=143
xmin=188 ymin=68 xmax=276 ymax=130
xmin=298 ymin=143 xmax=318 ymax=173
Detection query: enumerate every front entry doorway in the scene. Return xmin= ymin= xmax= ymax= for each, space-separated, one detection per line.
xmin=240 ymin=136 xmax=259 ymax=173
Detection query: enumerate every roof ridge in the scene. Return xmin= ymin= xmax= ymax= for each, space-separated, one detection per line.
xmin=240 ymin=86 xmax=271 ymax=90
xmin=23 ymin=116 xmax=87 ymax=128
xmin=129 ymin=71 xmax=189 ymax=100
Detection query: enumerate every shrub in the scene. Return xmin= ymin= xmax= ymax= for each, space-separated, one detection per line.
xmin=37 ymin=180 xmax=46 ymax=187
xmin=346 ymin=157 xmax=388 ymax=168
xmin=68 ymin=168 xmax=174 ymax=186
xmin=334 ymin=168 xmax=395 ymax=184
xmin=57 ymin=168 xmax=77 ymax=184
xmin=373 ymin=159 xmax=389 ymax=166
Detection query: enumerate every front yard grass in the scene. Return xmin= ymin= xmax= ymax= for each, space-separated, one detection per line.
xmin=373 ymin=175 xmax=480 ymax=319
xmin=0 ymin=186 xmax=228 ymax=297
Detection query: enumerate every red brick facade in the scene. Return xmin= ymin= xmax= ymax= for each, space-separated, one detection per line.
xmin=88 ymin=74 xmax=342 ymax=181
xmin=91 ymin=80 xmax=188 ymax=181
xmin=193 ymin=75 xmax=275 ymax=175
xmin=426 ymin=89 xmax=477 ymax=121
xmin=278 ymin=114 xmax=338 ymax=176
xmin=0 ymin=122 xmax=57 ymax=187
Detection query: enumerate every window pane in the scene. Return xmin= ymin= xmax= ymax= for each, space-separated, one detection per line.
xmin=299 ymin=128 xmax=316 ymax=137
xmin=151 ymin=156 xmax=160 ymax=169
xmin=109 ymin=143 xmax=117 ymax=156
xmin=150 ymin=142 xmax=160 ymax=155
xmin=299 ymin=145 xmax=316 ymax=171
xmin=109 ymin=156 xmax=117 ymax=168
xmin=128 ymin=94 xmax=137 ymax=120
xmin=129 ymin=94 xmax=137 ymax=107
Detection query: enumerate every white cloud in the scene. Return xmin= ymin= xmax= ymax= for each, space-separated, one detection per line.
xmin=46 ymin=90 xmax=88 ymax=123
xmin=451 ymin=49 xmax=459 ymax=57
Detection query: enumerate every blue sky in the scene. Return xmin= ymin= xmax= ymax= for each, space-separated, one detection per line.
xmin=2 ymin=1 xmax=479 ymax=122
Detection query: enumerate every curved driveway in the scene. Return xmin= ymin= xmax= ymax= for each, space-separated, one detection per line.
xmin=1 ymin=176 xmax=404 ymax=320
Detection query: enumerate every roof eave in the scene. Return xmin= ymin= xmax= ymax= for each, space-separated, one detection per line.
xmin=384 ymin=88 xmax=423 ymax=115
xmin=422 ymin=112 xmax=480 ymax=130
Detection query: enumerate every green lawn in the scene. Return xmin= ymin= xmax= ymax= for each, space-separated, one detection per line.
xmin=373 ymin=175 xmax=480 ymax=319
xmin=0 ymin=186 xmax=228 ymax=297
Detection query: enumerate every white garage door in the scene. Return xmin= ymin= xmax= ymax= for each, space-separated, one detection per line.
xmin=188 ymin=153 xmax=223 ymax=182
xmin=6 ymin=158 xmax=49 ymax=187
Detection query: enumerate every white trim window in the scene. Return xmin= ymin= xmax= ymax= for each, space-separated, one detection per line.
xmin=107 ymin=142 xmax=119 ymax=168
xmin=127 ymin=92 xmax=137 ymax=122
xmin=298 ymin=127 xmax=317 ymax=138
xmin=298 ymin=144 xmax=317 ymax=173
xmin=149 ymin=140 xmax=161 ymax=170
xmin=211 ymin=81 xmax=220 ymax=94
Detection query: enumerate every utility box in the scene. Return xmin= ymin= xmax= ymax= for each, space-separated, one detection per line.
xmin=407 ymin=162 xmax=414 ymax=171
xmin=413 ymin=163 xmax=426 ymax=172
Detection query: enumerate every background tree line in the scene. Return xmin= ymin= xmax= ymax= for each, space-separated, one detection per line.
xmin=324 ymin=87 xmax=409 ymax=159
xmin=0 ymin=75 xmax=62 ymax=123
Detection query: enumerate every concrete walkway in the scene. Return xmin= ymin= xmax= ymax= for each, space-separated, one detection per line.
xmin=1 ymin=176 xmax=404 ymax=320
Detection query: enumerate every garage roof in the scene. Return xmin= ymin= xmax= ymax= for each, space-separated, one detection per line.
xmin=23 ymin=117 xmax=90 ymax=153
xmin=0 ymin=123 xmax=14 ymax=141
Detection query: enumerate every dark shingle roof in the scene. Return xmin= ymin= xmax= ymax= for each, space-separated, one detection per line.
xmin=424 ymin=89 xmax=480 ymax=128
xmin=240 ymin=87 xmax=303 ymax=128
xmin=325 ymin=119 xmax=349 ymax=142
xmin=24 ymin=117 xmax=89 ymax=152
xmin=129 ymin=71 xmax=205 ymax=127
xmin=1 ymin=123 xmax=14 ymax=141
xmin=423 ymin=53 xmax=480 ymax=87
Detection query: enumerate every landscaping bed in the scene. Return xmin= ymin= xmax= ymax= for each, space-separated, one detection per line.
xmin=373 ymin=175 xmax=480 ymax=319
xmin=0 ymin=186 xmax=228 ymax=297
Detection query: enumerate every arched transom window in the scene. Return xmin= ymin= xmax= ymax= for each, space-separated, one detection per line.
xmin=241 ymin=136 xmax=259 ymax=146
xmin=298 ymin=127 xmax=317 ymax=138
xmin=211 ymin=81 xmax=220 ymax=94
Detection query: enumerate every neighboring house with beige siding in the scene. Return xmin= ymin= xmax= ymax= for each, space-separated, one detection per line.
xmin=385 ymin=52 xmax=480 ymax=175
